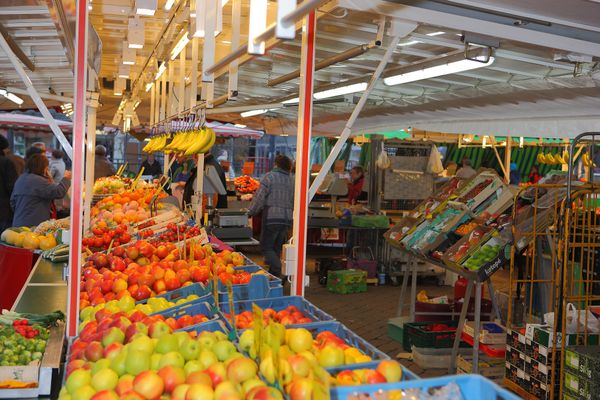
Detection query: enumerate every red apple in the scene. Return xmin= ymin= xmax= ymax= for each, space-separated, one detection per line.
xmin=133 ymin=371 xmax=164 ymax=399
xmin=148 ymin=320 xmax=171 ymax=338
xmin=90 ymin=390 xmax=119 ymax=400
xmin=103 ymin=342 xmax=124 ymax=359
xmin=153 ymin=279 xmax=166 ymax=294
xmin=158 ymin=365 xmax=186 ymax=393
xmin=363 ymin=370 xmax=387 ymax=384
xmin=288 ymin=378 xmax=313 ymax=400
xmin=246 ymin=386 xmax=284 ymax=400
xmin=84 ymin=341 xmax=104 ymax=362
xmin=177 ymin=269 xmax=191 ymax=285
xmin=115 ymin=375 xmax=134 ymax=396
xmin=125 ymin=322 xmax=148 ymax=342
xmin=112 ymin=278 xmax=127 ymax=294
xmin=125 ymin=247 xmax=139 ymax=260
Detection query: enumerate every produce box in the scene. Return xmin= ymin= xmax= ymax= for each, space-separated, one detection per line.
xmin=532 ymin=326 xmax=599 ymax=348
xmin=443 ymin=226 xmax=494 ymax=268
xmin=564 ymin=370 xmax=600 ymax=400
xmin=327 ymin=269 xmax=367 ymax=294
xmin=524 ymin=374 xmax=557 ymax=400
xmin=524 ymin=355 xmax=557 ymax=385
xmin=384 ymin=216 xmax=420 ymax=247
xmin=505 ymin=361 xmax=525 ymax=387
xmin=217 ymin=274 xmax=284 ymax=303
xmin=461 ymin=235 xmax=511 ymax=281
xmin=411 ymin=346 xmax=470 ymax=370
xmin=326 ymin=360 xmax=418 ymax=381
xmin=455 ymin=172 xmax=505 ymax=211
xmin=507 ymin=328 xmax=526 ymax=353
xmin=402 ymin=321 xmax=467 ymax=351
xmin=506 ymin=345 xmax=525 ymax=370
xmin=463 ymin=321 xmax=505 ymax=345
xmin=565 ymin=346 xmax=600 ymax=381
xmin=136 ymin=282 xmax=212 ymax=305
xmin=457 ymin=354 xmax=505 ymax=381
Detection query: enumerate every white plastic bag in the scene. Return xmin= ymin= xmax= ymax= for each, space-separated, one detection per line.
xmin=376 ymin=149 xmax=391 ymax=169
xmin=427 ymin=145 xmax=444 ymax=174
xmin=544 ymin=303 xmax=600 ymax=334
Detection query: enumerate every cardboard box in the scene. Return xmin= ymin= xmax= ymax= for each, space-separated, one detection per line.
xmin=505 ymin=361 xmax=525 ymax=387
xmin=507 ymin=328 xmax=526 ymax=352
xmin=327 ymin=269 xmax=367 ymax=294
xmin=564 ymin=371 xmax=600 ymax=400
xmin=524 ymin=356 xmax=556 ymax=385
xmin=0 ymin=361 xmax=40 ymax=386
xmin=525 ymin=374 xmax=558 ymax=400
xmin=506 ymin=344 xmax=525 ymax=370
xmin=565 ymin=346 xmax=600 ymax=381
xmin=532 ymin=326 xmax=599 ymax=348
xmin=525 ymin=339 xmax=558 ymax=366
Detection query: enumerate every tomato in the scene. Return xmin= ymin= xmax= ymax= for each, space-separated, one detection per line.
xmin=103 ymin=233 xmax=112 ymax=245
xmin=93 ymin=237 xmax=104 ymax=248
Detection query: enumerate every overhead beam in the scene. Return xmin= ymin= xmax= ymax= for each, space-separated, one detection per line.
xmin=6 ymin=86 xmax=72 ymax=102
xmin=340 ymin=0 xmax=600 ymax=57
xmin=0 ymin=23 xmax=35 ymax=71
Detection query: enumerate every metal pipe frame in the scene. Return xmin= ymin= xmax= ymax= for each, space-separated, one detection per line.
xmin=205 ymin=0 xmax=328 ymax=75
xmin=67 ymin=0 xmax=89 ymax=338
xmin=308 ymin=34 xmax=404 ymax=201
xmin=0 ymin=31 xmax=74 ymax=160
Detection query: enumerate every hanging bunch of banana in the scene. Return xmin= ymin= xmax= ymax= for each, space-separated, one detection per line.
xmin=142 ymin=135 xmax=169 ymax=153
xmin=536 ymin=151 xmax=569 ymax=165
xmin=184 ymin=126 xmax=216 ymax=156
xmin=583 ymin=153 xmax=597 ymax=168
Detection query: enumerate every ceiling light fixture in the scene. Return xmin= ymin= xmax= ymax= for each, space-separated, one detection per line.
xmin=170 ymin=31 xmax=190 ymax=60
xmin=164 ymin=0 xmax=175 ymax=10
xmin=282 ymin=97 xmax=299 ymax=104
xmin=383 ymin=55 xmax=495 ymax=86
xmin=136 ymin=0 xmax=157 ymax=15
xmin=127 ymin=17 xmax=145 ymax=49
xmin=155 ymin=62 xmax=167 ymax=80
xmin=0 ymin=89 xmax=24 ymax=105
xmin=114 ymin=78 xmax=125 ymax=96
xmin=399 ymin=31 xmax=446 ymax=46
xmin=122 ymin=41 xmax=136 ymax=65
xmin=234 ymin=123 xmax=246 ymax=128
xmin=241 ymin=109 xmax=269 ymax=118
xmin=118 ymin=65 xmax=130 ymax=78
xmin=313 ymin=82 xmax=367 ymax=100
xmin=145 ymin=82 xmax=154 ymax=92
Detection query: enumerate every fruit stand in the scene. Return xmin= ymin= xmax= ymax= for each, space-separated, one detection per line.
xmin=385 ymin=168 xmax=517 ymax=374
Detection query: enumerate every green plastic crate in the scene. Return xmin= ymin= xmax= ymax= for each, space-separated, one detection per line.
xmin=403 ymin=320 xmax=468 ymax=351
xmin=327 ymin=269 xmax=367 ymax=294
xmin=388 ymin=316 xmax=411 ymax=345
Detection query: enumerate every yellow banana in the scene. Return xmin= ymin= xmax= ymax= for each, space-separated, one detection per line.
xmin=537 ymin=153 xmax=545 ymax=164
xmin=583 ymin=153 xmax=590 ymax=167
xmin=184 ymin=128 xmax=209 ymax=156
xmin=562 ymin=151 xmax=569 ymax=164
xmin=197 ymin=128 xmax=216 ymax=154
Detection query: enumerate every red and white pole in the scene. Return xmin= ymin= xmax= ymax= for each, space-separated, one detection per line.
xmin=67 ymin=0 xmax=89 ymax=337
xmin=291 ymin=11 xmax=316 ymax=297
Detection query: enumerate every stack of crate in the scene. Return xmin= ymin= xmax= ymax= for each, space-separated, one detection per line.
xmin=564 ymin=346 xmax=600 ymax=400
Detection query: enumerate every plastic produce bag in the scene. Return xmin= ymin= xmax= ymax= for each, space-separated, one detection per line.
xmin=376 ymin=149 xmax=391 ymax=169
xmin=544 ymin=303 xmax=600 ymax=333
xmin=427 ymin=145 xmax=444 ymax=174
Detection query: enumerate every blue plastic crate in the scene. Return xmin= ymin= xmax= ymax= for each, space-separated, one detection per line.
xmin=219 ymin=296 xmax=335 ymax=331
xmin=330 ymin=374 xmax=520 ymax=400
xmin=155 ymin=300 xmax=218 ymax=321
xmin=179 ymin=319 xmax=229 ymax=335
xmin=218 ymin=265 xmax=282 ymax=289
xmin=217 ymin=273 xmax=283 ymax=303
xmin=326 ymin=360 xmax=419 ymax=381
xmin=290 ymin=321 xmax=390 ymax=367
xmin=135 ymin=282 xmax=213 ymax=305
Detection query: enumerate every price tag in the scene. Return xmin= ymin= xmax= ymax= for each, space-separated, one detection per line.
xmin=198 ymin=227 xmax=209 ymax=245
xmin=227 ymin=282 xmax=236 ymax=341
xmin=252 ymin=304 xmax=263 ymax=359
xmin=189 ymin=239 xmax=195 ymax=263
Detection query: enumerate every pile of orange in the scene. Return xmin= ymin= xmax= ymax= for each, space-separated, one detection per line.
xmin=234 ymin=175 xmax=260 ymax=193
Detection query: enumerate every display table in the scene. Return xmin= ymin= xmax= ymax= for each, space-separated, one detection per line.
xmin=0 ymin=243 xmax=39 ymax=310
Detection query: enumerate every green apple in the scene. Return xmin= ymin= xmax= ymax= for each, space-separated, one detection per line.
xmin=110 ymin=348 xmax=129 ymax=376
xmin=317 ymin=345 xmax=344 ymax=368
xmin=125 ymin=349 xmax=151 ymax=376
xmin=151 ymin=353 xmax=162 ymax=371
xmin=101 ymin=327 xmax=125 ymax=347
xmin=66 ymin=369 xmax=91 ymax=394
xmin=212 ymin=341 xmax=236 ymax=362
xmin=72 ymin=385 xmax=96 ymax=400
xmin=174 ymin=331 xmax=189 ymax=348
xmin=155 ymin=333 xmax=179 ymax=354
xmin=184 ymin=360 xmax=204 ymax=376
xmin=197 ymin=331 xmax=216 ymax=349
xmin=179 ymin=337 xmax=201 ymax=361
xmin=91 ymin=368 xmax=119 ymax=391
xmin=159 ymin=351 xmax=185 ymax=369
xmin=129 ymin=335 xmax=154 ymax=354
xmin=198 ymin=349 xmax=218 ymax=369
xmin=213 ymin=331 xmax=227 ymax=342
xmin=238 ymin=330 xmax=254 ymax=353
xmin=91 ymin=358 xmax=111 ymax=376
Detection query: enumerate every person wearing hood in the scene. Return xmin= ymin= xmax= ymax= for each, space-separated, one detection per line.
xmin=509 ymin=162 xmax=521 ymax=185
xmin=94 ymin=145 xmax=116 ymax=180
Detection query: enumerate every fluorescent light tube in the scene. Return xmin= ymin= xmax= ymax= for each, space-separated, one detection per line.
xmin=127 ymin=17 xmax=145 ymax=49
xmin=145 ymin=82 xmax=154 ymax=92
xmin=234 ymin=123 xmax=246 ymax=128
xmin=248 ymin=0 xmax=267 ymax=54
xmin=314 ymin=82 xmax=367 ymax=100
xmin=384 ymin=56 xmax=495 ymax=86
xmin=118 ymin=65 xmax=130 ymax=78
xmin=241 ymin=109 xmax=268 ymax=118
xmin=170 ymin=32 xmax=190 ymax=60
xmin=0 ymin=90 xmax=23 ymax=105
xmin=165 ymin=0 xmax=175 ymax=10
xmin=282 ymin=97 xmax=299 ymax=104
xmin=136 ymin=0 xmax=157 ymax=15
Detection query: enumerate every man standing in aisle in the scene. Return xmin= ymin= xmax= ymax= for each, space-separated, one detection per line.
xmin=140 ymin=154 xmax=162 ymax=177
xmin=247 ymin=155 xmax=294 ymax=279
xmin=94 ymin=145 xmax=116 ymax=180
xmin=456 ymin=157 xmax=477 ymax=179
xmin=0 ymin=136 xmax=17 ymax=231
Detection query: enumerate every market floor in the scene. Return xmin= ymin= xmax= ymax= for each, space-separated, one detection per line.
xmin=242 ymin=248 xmax=456 ymax=378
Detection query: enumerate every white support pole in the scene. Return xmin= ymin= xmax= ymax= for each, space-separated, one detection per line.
xmin=190 ymin=37 xmax=199 ymax=109
xmin=291 ymin=10 xmax=316 ymax=297
xmin=160 ymin=72 xmax=167 ymax=121
xmin=227 ymin=0 xmax=240 ymax=97
xmin=154 ymin=79 xmax=160 ymax=125
xmin=150 ymin=81 xmax=156 ymax=126
xmin=202 ymin=0 xmax=217 ymax=106
xmin=504 ymin=136 xmax=512 ymax=184
xmin=308 ymin=34 xmax=403 ymax=201
xmin=67 ymin=0 xmax=89 ymax=338
xmin=0 ymin=33 xmax=74 ymax=160
xmin=168 ymin=62 xmax=175 ymax=116
xmin=178 ymin=47 xmax=186 ymax=114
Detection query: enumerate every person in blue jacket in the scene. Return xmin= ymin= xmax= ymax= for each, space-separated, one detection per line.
xmin=11 ymin=154 xmax=71 ymax=227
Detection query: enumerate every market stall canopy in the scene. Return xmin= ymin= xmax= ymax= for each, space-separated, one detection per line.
xmin=0 ymin=110 xmax=72 ymax=131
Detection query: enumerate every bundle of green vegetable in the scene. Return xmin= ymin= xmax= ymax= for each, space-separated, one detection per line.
xmin=0 ymin=310 xmax=65 ymax=327
xmin=41 ymin=243 xmax=69 ymax=262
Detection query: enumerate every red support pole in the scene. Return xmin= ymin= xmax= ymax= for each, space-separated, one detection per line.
xmin=67 ymin=0 xmax=89 ymax=337
xmin=291 ymin=11 xmax=316 ymax=297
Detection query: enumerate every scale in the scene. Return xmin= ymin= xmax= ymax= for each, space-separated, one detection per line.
xmin=308 ymin=176 xmax=348 ymax=219
xmin=211 ymin=209 xmax=253 ymax=240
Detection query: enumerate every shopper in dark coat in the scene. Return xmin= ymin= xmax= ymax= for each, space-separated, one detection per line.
xmin=0 ymin=136 xmax=17 ymax=231
xmin=183 ymin=153 xmax=228 ymax=209
xmin=140 ymin=154 xmax=163 ymax=177
xmin=248 ymin=155 xmax=294 ymax=278
xmin=11 ymin=154 xmax=71 ymax=227
xmin=94 ymin=145 xmax=116 ymax=180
